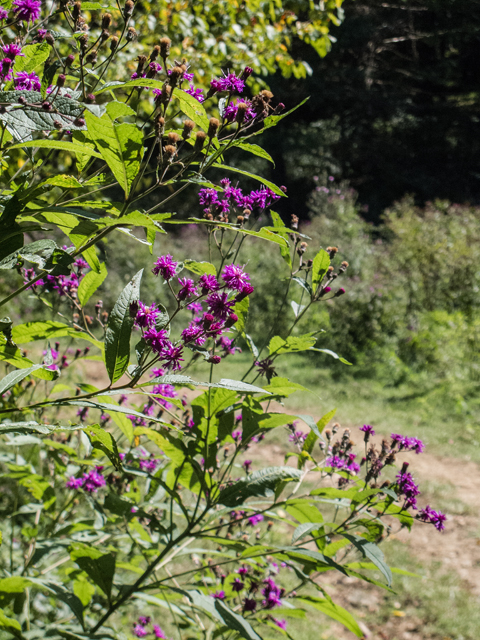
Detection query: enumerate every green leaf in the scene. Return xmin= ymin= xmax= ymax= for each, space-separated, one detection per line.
xmin=218 ymin=466 xmax=302 ymax=507
xmin=133 ymin=427 xmax=185 ymax=465
xmin=183 ymin=260 xmax=216 ymax=276
xmin=104 ymin=269 xmax=143 ymax=383
xmin=342 ymin=534 xmax=392 ymax=586
xmin=86 ymin=424 xmax=122 ymax=470
xmin=78 ymin=262 xmax=107 ymax=306
xmin=316 ymin=409 xmax=336 ymax=433
xmin=12 ymin=42 xmax=50 ymax=75
xmin=7 ymin=139 xmax=102 ymax=159
xmin=85 ymin=111 xmax=143 ymax=197
xmin=0 ymin=364 xmax=45 ymax=395
xmin=212 ymin=164 xmax=285 ymax=197
xmin=233 ymin=141 xmax=274 ymax=165
xmin=0 ymin=91 xmax=87 ymax=133
xmin=268 ymin=333 xmax=317 ymax=355
xmin=106 ymin=101 xmax=135 ymax=120
xmin=11 ymin=321 xmax=102 ymax=350
xmin=261 ymin=97 xmax=309 ymax=132
xmin=310 ymin=347 xmax=352 ymax=365
xmin=173 ymin=90 xmax=210 ymax=132
xmin=292 ymin=523 xmax=321 ymax=544
xmin=155 ymin=374 xmax=268 ymax=395
xmin=0 ymin=610 xmax=21 ymax=635
xmin=261 ymin=377 xmax=309 ymax=397
xmin=233 ymin=296 xmax=249 ymax=334
xmin=70 ymin=544 xmax=116 ymax=601
xmin=311 ymin=249 xmax=330 ymax=291
xmin=0 ymin=421 xmax=81 ymax=435
xmin=296 ymin=595 xmax=363 ymax=638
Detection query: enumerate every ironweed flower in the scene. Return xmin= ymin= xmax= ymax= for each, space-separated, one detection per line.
xmin=273 ymin=619 xmax=287 ymax=630
xmin=232 ymin=577 xmax=244 ymax=592
xmin=221 ymin=264 xmax=251 ymax=292
xmin=244 ymin=598 xmax=257 ymax=612
xmin=248 ymin=514 xmax=264 ymax=526
xmin=12 ymin=0 xmax=41 ymax=23
xmin=144 ymin=328 xmax=169 ymax=354
xmin=133 ymin=624 xmax=148 ymax=638
xmin=135 ymin=302 xmax=161 ymax=329
xmin=2 ymin=44 xmax=23 ymax=58
xmin=177 ymin=277 xmax=197 ymax=300
xmin=418 ymin=505 xmax=446 ymax=531
xmin=152 ymin=254 xmax=177 ymax=279
xmin=0 ymin=8 xmax=8 ymax=20
xmin=161 ymin=342 xmax=184 ymax=371
xmin=255 ymin=358 xmax=276 ymax=381
xmin=210 ymin=71 xmax=245 ymax=94
xmin=14 ymin=71 xmax=41 ymax=91
xmin=360 ymin=424 xmax=375 ymax=438
xmin=212 ymin=591 xmax=225 ymax=599
xmin=206 ymin=291 xmax=235 ymax=321
xmin=82 ymin=468 xmax=106 ymax=493
xmin=153 ymin=625 xmax=166 ymax=639
xmin=185 ymin=84 xmax=204 ymax=103
xmin=152 ymin=383 xmax=177 ymax=408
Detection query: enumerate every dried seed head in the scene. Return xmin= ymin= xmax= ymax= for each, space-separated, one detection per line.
xmin=169 ymin=66 xmax=184 ymax=86
xmin=100 ymin=29 xmax=110 ymax=44
xmin=126 ymin=27 xmax=137 ymax=41
xmin=260 ymin=89 xmax=273 ymax=101
xmin=182 ymin=119 xmax=195 ymax=139
xmin=291 ymin=214 xmax=299 ymax=229
xmin=78 ymin=33 xmax=88 ymax=50
xmin=243 ymin=208 xmax=251 ymax=219
xmin=235 ymin=101 xmax=249 ymax=124
xmin=207 ymin=117 xmax=219 ymax=138
xmin=86 ymin=50 xmax=98 ymax=65
xmin=167 ymin=132 xmax=180 ymax=146
xmin=326 ymin=246 xmax=338 ymax=258
xmin=72 ymin=1 xmax=82 ymax=20
xmin=237 ymin=215 xmax=244 ymax=224
xmin=163 ymin=144 xmax=177 ymax=159
xmin=297 ymin=241 xmax=308 ymax=255
xmin=194 ymin=131 xmax=207 ymax=151
xmin=136 ymin=54 xmax=147 ymax=74
xmin=150 ymin=45 xmax=161 ymax=61
xmin=123 ymin=0 xmax=134 ymax=18
xmin=101 ymin=13 xmax=112 ymax=29
xmin=160 ymin=37 xmax=171 ymax=58
xmin=327 ymin=265 xmax=334 ymax=273
xmin=155 ymin=115 xmax=165 ymax=138
xmin=110 ymin=35 xmax=119 ymax=51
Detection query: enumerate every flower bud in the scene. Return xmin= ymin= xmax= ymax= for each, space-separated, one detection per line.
xmin=123 ymin=0 xmax=134 ymax=19
xmin=334 ymin=287 xmax=346 ymax=297
xmin=79 ymin=34 xmax=88 ymax=50
xmin=110 ymin=36 xmax=119 ymax=52
xmin=86 ymin=93 xmax=96 ymax=103
xmin=101 ymin=12 xmax=112 ymax=29
xmin=207 ymin=117 xmax=219 ymax=138
xmin=100 ymin=29 xmax=110 ymax=44
xmin=235 ymin=284 xmax=254 ymax=302
xmin=202 ymin=313 xmax=214 ymax=328
xmin=194 ymin=131 xmax=207 ymax=151
xmin=225 ymin=313 xmax=238 ymax=328
xmin=45 ymin=33 xmax=55 ymax=46
xmin=319 ymin=286 xmax=331 ymax=296
xmin=42 ymin=101 xmax=52 ymax=111
xmin=241 ymin=66 xmax=253 ymax=80
xmin=160 ymin=37 xmax=171 ymax=59
xmin=56 ymin=74 xmax=66 ymax=88
xmin=182 ymin=119 xmax=195 ymax=139
xmin=207 ymin=355 xmax=221 ymax=364
xmin=65 ymin=53 xmax=75 ymax=67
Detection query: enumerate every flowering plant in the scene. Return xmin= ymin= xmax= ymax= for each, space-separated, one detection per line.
xmin=0 ymin=3 xmax=444 ymax=640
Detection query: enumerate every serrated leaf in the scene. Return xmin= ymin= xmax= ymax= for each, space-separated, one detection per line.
xmin=104 ymin=269 xmax=143 ymax=383
xmin=7 ymin=139 xmax=102 ymax=159
xmin=183 ymin=260 xmax=216 ymax=276
xmin=311 ymin=249 xmax=330 ymax=291
xmin=268 ymin=333 xmax=317 ymax=355
xmin=0 ymin=91 xmax=87 ymax=132
xmin=78 ymin=262 xmax=107 ymax=306
xmin=85 ymin=112 xmax=143 ymax=197
xmin=291 ymin=522 xmax=320 ymax=544
xmin=218 ymin=466 xmax=302 ymax=507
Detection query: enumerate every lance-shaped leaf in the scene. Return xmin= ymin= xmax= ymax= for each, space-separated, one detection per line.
xmin=342 ymin=534 xmax=392 ymax=586
xmin=104 ymin=269 xmax=143 ymax=383
xmin=0 ymin=364 xmax=47 ymax=395
xmin=78 ymin=262 xmax=107 ymax=306
xmin=296 ymin=595 xmax=363 ymax=638
xmin=7 ymin=138 xmax=102 ymax=159
xmin=218 ymin=466 xmax=302 ymax=507
xmin=86 ymin=424 xmax=122 ymax=470
xmin=85 ymin=111 xmax=143 ymax=197
xmin=311 ymin=249 xmax=330 ymax=291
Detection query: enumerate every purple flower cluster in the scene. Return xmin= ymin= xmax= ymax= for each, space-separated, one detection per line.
xmin=325 ymin=453 xmax=360 ymax=475
xmin=395 ymin=466 xmax=421 ymax=509
xmin=391 ymin=433 xmax=425 ymax=454
xmin=135 ymin=302 xmax=161 ymax=328
xmin=185 ymin=84 xmax=205 ymax=103
xmin=66 ymin=467 xmax=106 ymax=494
xmin=418 ymin=505 xmax=447 ymax=531
xmin=224 ymin=99 xmax=256 ymax=123
xmin=210 ymin=71 xmax=245 ymax=94
xmin=14 ymin=70 xmax=41 ymax=91
xmin=262 ymin=577 xmax=284 ymax=609
xmin=360 ymin=424 xmax=375 ymax=437
xmin=198 ymin=178 xmax=281 ymax=216
xmin=23 ymin=256 xmax=88 ymax=298
xmin=132 ymin=617 xmax=166 ymax=638
xmin=289 ymin=430 xmax=307 ymax=445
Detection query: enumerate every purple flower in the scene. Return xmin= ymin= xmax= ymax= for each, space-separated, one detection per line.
xmin=187 ymin=301 xmax=203 ymax=314
xmin=82 ymin=468 xmax=106 ymax=493
xmin=248 ymin=514 xmax=264 ymax=527
xmin=255 ymin=358 xmax=276 ymax=380
xmin=224 ymin=99 xmax=256 ymax=123
xmin=133 ymin=624 xmax=148 ymax=638
xmin=138 ymin=617 xmax=150 ymax=627
xmin=218 ymin=336 xmax=238 ymax=356
xmin=153 ymin=625 xmax=166 ymax=639
xmin=139 ymin=458 xmax=160 ymax=473
xmin=246 ymin=186 xmax=281 ymax=210
xmin=199 ymin=273 xmax=219 ymax=293
xmin=244 ymin=598 xmax=257 ymax=612
xmin=396 ymin=469 xmax=421 ymax=508
xmin=152 ymin=254 xmax=177 ymax=280
xmin=135 ymin=302 xmax=161 ymax=329
xmin=237 ymin=565 xmax=249 ymax=575
xmin=206 ymin=291 xmax=235 ymax=321
xmin=262 ymin=577 xmax=283 ymax=609
xmin=232 ymin=577 xmax=244 ymax=592
xmin=0 ymin=8 xmax=8 ymax=20
xmin=76 ymin=407 xmax=89 ymax=421
xmin=66 ymin=476 xmax=83 ymax=490
xmin=243 ymin=460 xmax=252 ymax=473
xmin=181 ymin=322 xmax=203 ymax=344
xmin=418 ymin=505 xmax=446 ymax=531
xmin=325 ymin=455 xmax=346 ymax=471
xmin=161 ymin=342 xmax=184 ymax=371
xmin=14 ymin=70 xmax=41 ymax=91
xmin=185 ymin=84 xmax=205 ymax=103
xmin=198 ymin=187 xmax=219 ymax=210
xmin=391 ymin=434 xmax=425 ymax=454
xmin=2 ymin=44 xmax=23 ymax=59
xmin=152 ymin=383 xmax=177 ymax=408
xmin=144 ymin=328 xmax=169 ymax=354
xmin=221 ymin=264 xmax=251 ymax=292
xmin=12 ymin=0 xmax=41 ymax=23
xmin=273 ymin=619 xmax=287 ymax=630
xmin=360 ymin=424 xmax=375 ymax=437
xmin=210 ymin=72 xmax=245 ymax=94
xmin=289 ymin=430 xmax=306 ymax=445
xmin=177 ymin=277 xmax=197 ymax=300
xmin=212 ymin=591 xmax=225 ymax=599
